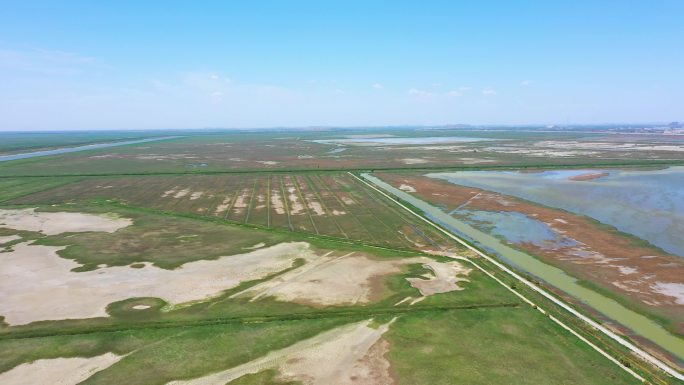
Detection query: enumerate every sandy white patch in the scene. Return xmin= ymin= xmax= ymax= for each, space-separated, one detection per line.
xmin=0 ymin=242 xmax=316 ymax=325
xmin=271 ymin=190 xmax=286 ymax=215
xmin=162 ymin=187 xmax=179 ymax=197
xmin=236 ymin=255 xmax=471 ymax=306
xmin=458 ymin=157 xmax=495 ymax=164
xmin=244 ymin=242 xmax=266 ymax=250
xmin=401 ymin=158 xmax=429 ymax=164
xmin=0 ymin=208 xmax=131 ymax=235
xmin=398 ymin=184 xmax=416 ymax=193
xmin=214 ymin=196 xmax=233 ymax=214
xmin=234 ymin=253 xmax=405 ymax=306
xmin=255 ymin=194 xmax=266 ymax=210
xmin=341 ymin=197 xmax=356 ymax=205
xmin=406 ymin=260 xmax=471 ymax=296
xmin=615 ymin=265 xmax=638 ymax=275
xmin=307 ymin=200 xmax=325 ymax=216
xmin=651 ymin=282 xmax=684 ymax=305
xmin=0 ymin=235 xmax=20 ymax=244
xmin=286 ymin=186 xmax=305 ymax=215
xmin=256 ymin=160 xmax=279 ymax=165
xmin=232 ymin=189 xmax=251 ymax=213
xmin=189 ymin=191 xmax=204 ymax=200
xmin=173 ymin=189 xmax=190 ymax=198
xmin=331 ymin=210 xmax=346 ymax=216
xmin=167 ymin=319 xmax=395 ymax=385
xmin=0 ymin=353 xmax=122 ymax=385
xmin=132 ymin=305 xmax=151 ymax=310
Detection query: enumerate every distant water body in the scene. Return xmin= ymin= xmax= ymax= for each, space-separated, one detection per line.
xmin=0 ymin=136 xmax=180 ymax=162
xmin=427 ymin=167 xmax=684 ymax=258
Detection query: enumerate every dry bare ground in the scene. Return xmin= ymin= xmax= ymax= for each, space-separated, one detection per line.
xmin=0 ymin=241 xmax=315 ymax=325
xmin=0 ymin=208 xmax=131 ymax=235
xmin=0 ymin=353 xmax=122 ymax=385
xmin=167 ymin=319 xmax=395 ymax=385
xmin=234 ymin=253 xmax=471 ymax=306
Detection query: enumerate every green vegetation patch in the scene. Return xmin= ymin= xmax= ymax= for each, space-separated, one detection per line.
xmin=385 ymin=307 xmax=638 ymax=385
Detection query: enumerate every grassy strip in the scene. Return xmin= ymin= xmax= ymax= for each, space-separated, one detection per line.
xmin=0 ymin=302 xmax=519 ymax=341
xmin=0 ymin=177 xmax=81 ymax=203
xmin=1 ymin=159 xmax=683 ymax=179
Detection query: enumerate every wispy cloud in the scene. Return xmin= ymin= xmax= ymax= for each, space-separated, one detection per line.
xmin=446 ymin=90 xmax=462 ymax=97
xmin=520 ymin=80 xmax=532 ymax=86
xmin=372 ymin=83 xmax=383 ymax=89
xmin=482 ymin=89 xmax=497 ymax=96
xmin=0 ymin=48 xmax=97 ymax=75
xmin=408 ymin=88 xmax=434 ymax=98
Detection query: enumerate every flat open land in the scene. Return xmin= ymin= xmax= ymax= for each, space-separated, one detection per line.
xmin=2 ymin=129 xmax=684 ymax=176
xmin=1 ymin=128 xmax=683 ymax=384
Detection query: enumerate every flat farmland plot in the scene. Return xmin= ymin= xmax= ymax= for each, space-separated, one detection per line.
xmin=12 ymin=173 xmax=458 ymax=252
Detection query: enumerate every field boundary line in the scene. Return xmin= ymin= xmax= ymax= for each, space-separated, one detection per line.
xmin=303 ymin=175 xmax=348 ymax=239
xmin=244 ymin=178 xmax=258 ymax=223
xmin=0 ymin=302 xmax=520 ymax=341
xmin=344 ymin=173 xmax=414 ymax=248
xmin=278 ymin=175 xmax=294 ymax=230
xmin=316 ymin=174 xmax=380 ymax=244
xmin=290 ymin=175 xmax=319 ymax=234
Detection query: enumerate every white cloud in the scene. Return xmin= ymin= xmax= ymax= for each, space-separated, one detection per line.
xmin=372 ymin=83 xmax=383 ymax=89
xmin=408 ymin=88 xmax=434 ymax=98
xmin=446 ymin=90 xmax=462 ymax=97
xmin=520 ymin=80 xmax=532 ymax=86
xmin=482 ymin=89 xmax=497 ymax=96
xmin=458 ymin=86 xmax=472 ymax=92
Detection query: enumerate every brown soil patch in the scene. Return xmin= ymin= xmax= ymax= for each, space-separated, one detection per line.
xmin=569 ymin=172 xmax=609 ymax=181
xmin=375 ymin=172 xmax=479 ymax=212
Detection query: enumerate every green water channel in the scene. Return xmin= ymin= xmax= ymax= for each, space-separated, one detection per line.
xmin=362 ymin=173 xmax=684 ymax=362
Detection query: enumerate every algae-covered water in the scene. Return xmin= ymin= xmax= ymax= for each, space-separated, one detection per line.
xmin=362 ymin=173 xmax=684 ymax=363
xmin=427 ymin=167 xmax=684 ymax=258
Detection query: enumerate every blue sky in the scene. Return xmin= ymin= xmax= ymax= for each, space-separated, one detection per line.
xmin=1 ymin=1 xmax=683 ymax=130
